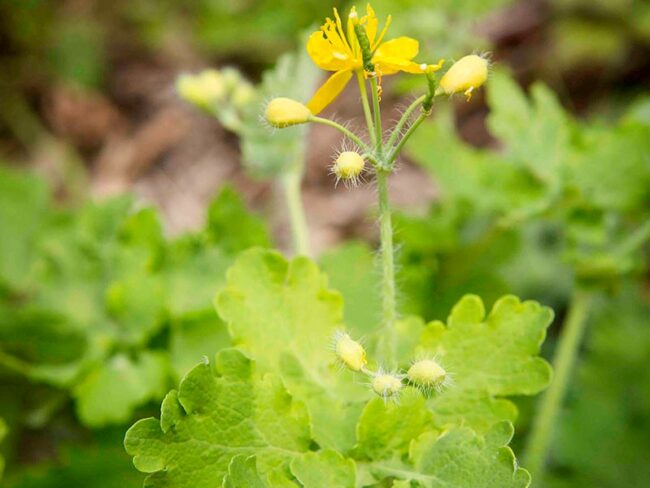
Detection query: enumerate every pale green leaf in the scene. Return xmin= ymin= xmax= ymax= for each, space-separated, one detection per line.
xmin=290 ymin=450 xmax=356 ymax=488
xmin=320 ymin=241 xmax=381 ymax=336
xmin=223 ymin=455 xmax=268 ymax=488
xmin=406 ymin=422 xmax=530 ymax=487
xmin=417 ymin=295 xmax=553 ymax=432
xmin=124 ymin=348 xmax=311 ymax=488
xmin=354 ymin=388 xmax=432 ymax=461
xmin=215 ymin=249 xmax=366 ymax=451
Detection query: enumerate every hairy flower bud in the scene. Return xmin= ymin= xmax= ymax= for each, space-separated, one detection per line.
xmin=407 ymin=359 xmax=447 ymax=391
xmin=371 ymin=372 xmax=403 ymax=399
xmin=265 ymin=97 xmax=312 ymax=128
xmin=334 ymin=332 xmax=367 ymax=371
xmin=332 ymin=151 xmax=365 ymax=183
xmin=177 ymin=70 xmax=226 ymax=109
xmin=436 ymin=54 xmax=489 ymax=100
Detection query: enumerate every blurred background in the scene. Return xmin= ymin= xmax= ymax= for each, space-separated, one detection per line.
xmin=0 ymin=0 xmax=648 ymax=487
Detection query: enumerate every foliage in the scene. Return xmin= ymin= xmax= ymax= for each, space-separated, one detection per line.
xmin=0 ymin=166 xmax=269 ymax=430
xmin=124 ymin=248 xmax=552 ymax=486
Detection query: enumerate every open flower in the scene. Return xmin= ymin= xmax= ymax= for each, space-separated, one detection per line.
xmin=306 ymin=4 xmax=443 ymax=114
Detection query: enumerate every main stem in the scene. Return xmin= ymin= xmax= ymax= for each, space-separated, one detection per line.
xmin=376 ymin=169 xmax=397 ymax=364
xmin=282 ymin=169 xmax=310 ymax=257
xmin=524 ymin=290 xmax=593 ymax=483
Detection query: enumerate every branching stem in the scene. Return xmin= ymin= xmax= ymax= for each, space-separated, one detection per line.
xmin=310 ymin=116 xmax=369 ymax=151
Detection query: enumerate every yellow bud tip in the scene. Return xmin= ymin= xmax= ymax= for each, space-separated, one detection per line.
xmin=438 ymin=54 xmax=489 ymax=99
xmin=371 ymin=373 xmax=403 ymax=398
xmin=265 ymin=97 xmax=312 ymax=128
xmin=332 ymin=151 xmax=365 ymax=182
xmin=177 ymin=70 xmax=226 ymax=109
xmin=334 ymin=332 xmax=367 ymax=371
xmin=407 ymin=359 xmax=447 ymax=389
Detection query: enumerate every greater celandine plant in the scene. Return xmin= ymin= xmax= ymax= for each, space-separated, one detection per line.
xmin=266 ymin=4 xmax=488 ymax=370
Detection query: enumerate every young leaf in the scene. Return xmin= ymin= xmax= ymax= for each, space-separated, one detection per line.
xmin=124 ymin=348 xmax=311 ymax=487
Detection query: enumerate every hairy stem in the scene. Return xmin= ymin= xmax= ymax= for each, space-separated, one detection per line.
xmin=310 ymin=116 xmax=369 ymax=151
xmin=386 ymin=94 xmax=426 ymax=150
xmin=375 ymin=169 xmax=397 ymax=365
xmin=282 ymin=169 xmax=311 ymax=257
xmin=387 ymin=111 xmax=428 ymax=165
xmin=369 ymin=77 xmax=383 ymax=155
xmin=356 ymin=71 xmax=376 ymax=147
xmin=524 ymin=290 xmax=593 ymax=482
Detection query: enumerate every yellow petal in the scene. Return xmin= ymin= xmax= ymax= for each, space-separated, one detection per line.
xmin=365 ymin=4 xmax=378 ymax=46
xmin=372 ymin=14 xmax=392 ymax=51
xmin=374 ymin=37 xmax=419 ymax=62
xmin=306 ymin=31 xmax=350 ymax=71
xmin=307 ymin=70 xmax=353 ymax=115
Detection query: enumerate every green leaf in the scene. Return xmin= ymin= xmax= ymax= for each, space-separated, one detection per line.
xmin=354 ymin=388 xmax=432 ymax=461
xmin=290 ymin=450 xmax=356 ymax=488
xmin=73 ymin=351 xmax=168 ymax=427
xmin=0 ymin=166 xmax=49 ymax=292
xmin=223 ymin=455 xmax=268 ymax=488
xmin=487 ymin=70 xmax=569 ymax=186
xmin=169 ymin=310 xmax=231 ymax=380
xmin=5 ymin=430 xmax=143 ymax=488
xmin=403 ymin=421 xmax=530 ymax=487
xmin=206 ymin=186 xmax=271 ymax=254
xmin=216 ymin=249 xmax=365 ymax=451
xmin=320 ymin=242 xmax=381 ymax=335
xmin=124 ymin=348 xmax=311 ymax=487
xmin=568 ymin=122 xmax=650 ymax=212
xmin=417 ymin=295 xmax=553 ymax=432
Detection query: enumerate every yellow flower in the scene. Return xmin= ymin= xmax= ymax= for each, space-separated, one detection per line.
xmin=306 ymin=4 xmax=443 ymax=114
xmin=436 ymin=54 xmax=489 ymax=101
xmin=265 ymin=97 xmax=312 ymax=128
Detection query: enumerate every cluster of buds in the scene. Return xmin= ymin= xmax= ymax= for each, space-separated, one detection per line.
xmin=333 ymin=331 xmax=450 ymax=402
xmin=177 ymin=68 xmax=257 ymax=131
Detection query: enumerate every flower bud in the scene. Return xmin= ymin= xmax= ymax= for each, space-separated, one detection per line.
xmin=177 ymin=70 xmax=226 ymax=109
xmin=371 ymin=372 xmax=403 ymax=399
xmin=265 ymin=97 xmax=312 ymax=128
xmin=407 ymin=359 xmax=447 ymax=391
xmin=436 ymin=54 xmax=488 ymax=100
xmin=332 ymin=151 xmax=365 ymax=182
xmin=334 ymin=332 xmax=367 ymax=371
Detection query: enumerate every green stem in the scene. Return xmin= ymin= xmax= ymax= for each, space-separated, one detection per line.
xmin=369 ymin=77 xmax=383 ymax=154
xmin=524 ymin=290 xmax=593 ymax=482
xmin=310 ymin=116 xmax=369 ymax=152
xmin=386 ymin=94 xmax=426 ymax=150
xmin=376 ymin=169 xmax=397 ymax=365
xmin=356 ymin=71 xmax=376 ymax=147
xmin=387 ymin=111 xmax=428 ymax=165
xmin=282 ymin=169 xmax=311 ymax=257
